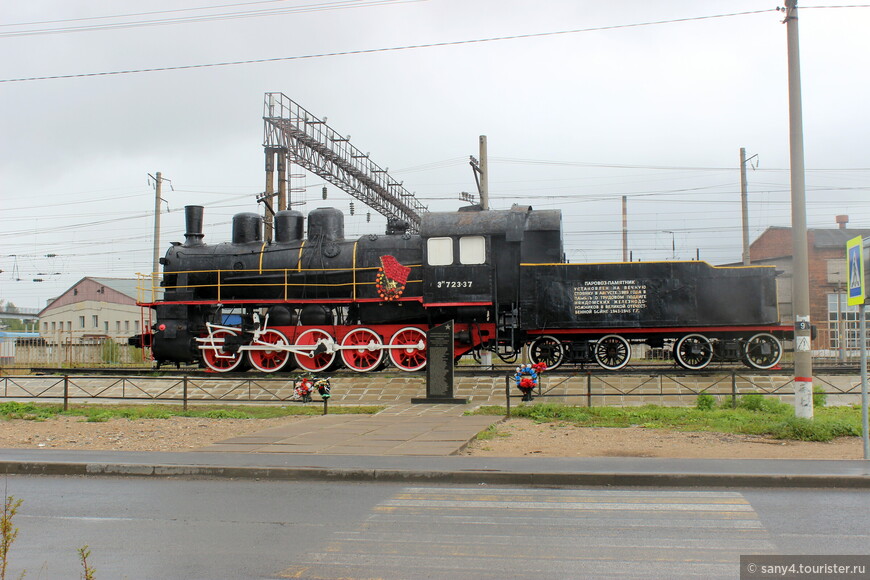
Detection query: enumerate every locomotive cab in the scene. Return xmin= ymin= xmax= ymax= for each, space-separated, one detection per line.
xmin=420 ymin=205 xmax=563 ymax=330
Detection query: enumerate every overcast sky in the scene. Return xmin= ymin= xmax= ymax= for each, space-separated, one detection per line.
xmin=1 ymin=0 xmax=869 ymax=310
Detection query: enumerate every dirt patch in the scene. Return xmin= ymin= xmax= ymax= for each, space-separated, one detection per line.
xmin=0 ymin=415 xmax=301 ymax=452
xmin=0 ymin=415 xmax=864 ymax=458
xmin=461 ymin=419 xmax=865 ymax=460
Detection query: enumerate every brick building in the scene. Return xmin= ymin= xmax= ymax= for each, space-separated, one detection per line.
xmin=749 ymin=216 xmax=870 ymax=351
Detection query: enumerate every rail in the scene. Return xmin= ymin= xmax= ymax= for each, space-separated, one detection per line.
xmin=503 ymin=370 xmax=865 ymax=417
xmin=0 ymin=375 xmax=330 ymax=414
xmin=135 ymin=265 xmax=423 ymax=305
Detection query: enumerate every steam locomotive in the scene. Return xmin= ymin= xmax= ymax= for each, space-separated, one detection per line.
xmin=139 ymin=204 xmax=789 ymax=373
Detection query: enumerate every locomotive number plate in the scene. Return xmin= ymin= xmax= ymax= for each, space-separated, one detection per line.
xmin=436 ymin=280 xmax=473 ymax=289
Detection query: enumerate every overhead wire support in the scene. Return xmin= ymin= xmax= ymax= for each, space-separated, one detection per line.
xmin=262 ymin=92 xmax=427 ymax=232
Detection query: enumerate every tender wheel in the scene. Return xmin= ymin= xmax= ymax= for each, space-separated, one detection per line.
xmin=674 ymin=333 xmax=714 ymax=370
xmin=293 ymin=328 xmax=336 ymax=372
xmin=201 ymin=328 xmax=243 ymax=373
xmin=594 ymin=334 xmax=631 ymax=371
xmin=340 ymin=328 xmax=384 ymax=373
xmin=389 ymin=327 xmax=427 ymax=372
xmin=742 ymin=333 xmax=782 ymax=370
xmin=246 ymin=329 xmax=291 ymax=373
xmin=527 ymin=335 xmax=564 ymax=371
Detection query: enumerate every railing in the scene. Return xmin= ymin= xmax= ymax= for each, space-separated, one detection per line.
xmin=135 ymin=265 xmax=423 ymax=305
xmin=503 ymin=370 xmax=864 ymax=416
xmin=3 ymin=341 xmax=147 ymax=370
xmin=0 ymin=375 xmax=329 ymax=414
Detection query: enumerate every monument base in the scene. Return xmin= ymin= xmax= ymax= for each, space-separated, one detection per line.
xmin=411 ymin=396 xmax=467 ymax=404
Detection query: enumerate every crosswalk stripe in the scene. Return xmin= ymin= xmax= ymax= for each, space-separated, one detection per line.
xmin=279 ymin=486 xmax=774 ymax=578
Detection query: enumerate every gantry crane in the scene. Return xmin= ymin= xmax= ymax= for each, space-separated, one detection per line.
xmin=261 ymin=93 xmax=427 ymax=238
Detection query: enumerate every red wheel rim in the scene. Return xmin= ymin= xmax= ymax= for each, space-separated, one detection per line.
xmin=389 ymin=327 xmax=427 ymax=372
xmin=201 ymin=329 xmax=243 ymax=373
xmin=293 ymin=328 xmax=336 ymax=372
xmin=340 ymin=328 xmax=383 ymax=372
xmin=247 ymin=329 xmax=290 ymax=373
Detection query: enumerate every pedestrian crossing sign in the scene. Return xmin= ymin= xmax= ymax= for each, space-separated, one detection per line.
xmin=847 ymin=235 xmax=865 ymax=306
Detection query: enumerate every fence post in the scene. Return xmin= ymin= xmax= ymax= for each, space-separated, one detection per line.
xmin=586 ymin=372 xmax=592 ymax=408
xmin=505 ymin=376 xmax=511 ymax=418
xmin=183 ymin=375 xmax=188 ymax=411
xmin=731 ymin=372 xmax=737 ymax=409
xmin=322 ymin=397 xmax=328 ymax=416
xmin=63 ymin=375 xmax=69 ymax=411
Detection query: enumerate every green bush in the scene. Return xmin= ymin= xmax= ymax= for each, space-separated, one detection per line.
xmin=100 ymin=340 xmax=121 ymax=364
xmin=695 ymin=393 xmax=716 ymax=410
xmin=769 ymin=416 xmax=860 ymax=442
xmin=738 ymin=393 xmax=791 ymax=415
xmin=85 ymin=412 xmax=113 ymax=423
xmin=813 ymin=385 xmax=827 ymax=408
xmin=199 ymin=409 xmax=251 ymax=419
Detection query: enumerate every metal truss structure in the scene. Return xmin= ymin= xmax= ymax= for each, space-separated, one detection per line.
xmin=263 ymin=93 xmax=427 ymax=232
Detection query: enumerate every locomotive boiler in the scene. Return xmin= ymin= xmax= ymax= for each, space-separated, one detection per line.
xmin=139 ymin=204 xmax=789 ymax=373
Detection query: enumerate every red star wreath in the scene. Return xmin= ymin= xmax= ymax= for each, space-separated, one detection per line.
xmin=375 ymin=255 xmax=411 ymax=301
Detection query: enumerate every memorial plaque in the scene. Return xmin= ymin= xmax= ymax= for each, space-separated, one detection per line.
xmin=412 ymin=320 xmax=466 ymax=404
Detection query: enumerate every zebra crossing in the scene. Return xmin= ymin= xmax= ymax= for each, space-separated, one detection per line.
xmin=279 ymin=487 xmax=774 ymax=579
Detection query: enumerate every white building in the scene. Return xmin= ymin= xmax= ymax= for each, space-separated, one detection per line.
xmin=38 ymin=277 xmax=144 ymax=344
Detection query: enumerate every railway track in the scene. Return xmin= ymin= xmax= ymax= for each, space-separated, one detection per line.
xmin=27 ymin=363 xmax=862 ymax=378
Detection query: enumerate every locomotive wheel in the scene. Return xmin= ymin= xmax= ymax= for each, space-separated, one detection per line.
xmin=594 ymin=334 xmax=631 ymax=371
xmin=527 ymin=335 xmax=564 ymax=371
xmin=246 ymin=329 xmax=291 ymax=373
xmin=742 ymin=333 xmax=783 ymax=370
xmin=293 ymin=328 xmax=337 ymax=372
xmin=388 ymin=327 xmax=427 ymax=372
xmin=674 ymin=333 xmax=714 ymax=370
xmin=201 ymin=329 xmax=244 ymax=373
xmin=340 ymin=328 xmax=384 ymax=373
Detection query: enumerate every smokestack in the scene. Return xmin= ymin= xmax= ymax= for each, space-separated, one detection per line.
xmin=836 ymin=215 xmax=849 ymax=229
xmin=184 ymin=205 xmax=205 ymax=246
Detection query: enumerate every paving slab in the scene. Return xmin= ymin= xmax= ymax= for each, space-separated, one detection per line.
xmin=195 ymin=404 xmax=501 ymax=456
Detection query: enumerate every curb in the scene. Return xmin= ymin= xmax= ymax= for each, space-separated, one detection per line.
xmin=3 ymin=461 xmax=869 ymax=489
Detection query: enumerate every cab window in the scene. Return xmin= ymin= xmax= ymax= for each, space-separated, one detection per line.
xmin=459 ymin=236 xmax=486 ymax=264
xmin=427 ymin=237 xmax=453 ymax=266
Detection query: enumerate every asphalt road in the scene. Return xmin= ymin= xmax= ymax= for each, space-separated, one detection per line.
xmin=4 ymin=476 xmax=868 ymax=579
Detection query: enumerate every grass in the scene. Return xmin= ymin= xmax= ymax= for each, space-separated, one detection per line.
xmin=470 ymin=399 xmax=865 ymax=442
xmin=0 ymin=401 xmax=382 ymax=423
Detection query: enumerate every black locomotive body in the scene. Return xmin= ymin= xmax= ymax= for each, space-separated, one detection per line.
xmin=140 ymin=203 xmax=789 ymax=373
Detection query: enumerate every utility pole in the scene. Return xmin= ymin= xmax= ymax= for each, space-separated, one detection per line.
xmin=479 ymin=135 xmax=489 ymax=210
xmin=263 ymin=148 xmax=275 ymax=242
xmin=664 ymin=230 xmax=676 ymax=260
xmin=150 ymin=172 xmax=164 ymax=303
xmin=739 ymin=147 xmax=752 ymax=266
xmin=478 ymin=135 xmax=493 ymax=369
xmin=783 ymin=0 xmax=813 ymax=419
xmin=622 ymin=196 xmax=628 ymax=262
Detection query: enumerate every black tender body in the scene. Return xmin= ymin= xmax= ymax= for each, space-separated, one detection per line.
xmin=521 ymin=262 xmax=779 ymax=330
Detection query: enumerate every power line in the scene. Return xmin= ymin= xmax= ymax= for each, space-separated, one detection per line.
xmin=0 ymin=0 xmax=421 ymax=37
xmin=0 ymin=9 xmax=777 ymax=83
xmin=491 ymin=157 xmax=870 ymax=172
xmin=0 ymin=0 xmax=374 ymax=27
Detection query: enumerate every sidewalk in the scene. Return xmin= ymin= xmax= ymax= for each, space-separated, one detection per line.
xmin=196 ymin=404 xmax=498 ymax=456
xmin=1 ymin=401 xmax=869 ymax=487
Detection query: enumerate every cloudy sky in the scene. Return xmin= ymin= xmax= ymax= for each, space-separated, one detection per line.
xmin=1 ymin=0 xmax=869 ymax=310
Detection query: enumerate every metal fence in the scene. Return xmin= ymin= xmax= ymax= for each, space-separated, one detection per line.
xmin=0 ymin=375 xmax=329 ymax=413
xmin=3 ymin=342 xmax=150 ymax=370
xmin=0 ymin=372 xmax=862 ymax=412
xmin=504 ymin=371 xmax=864 ymax=416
